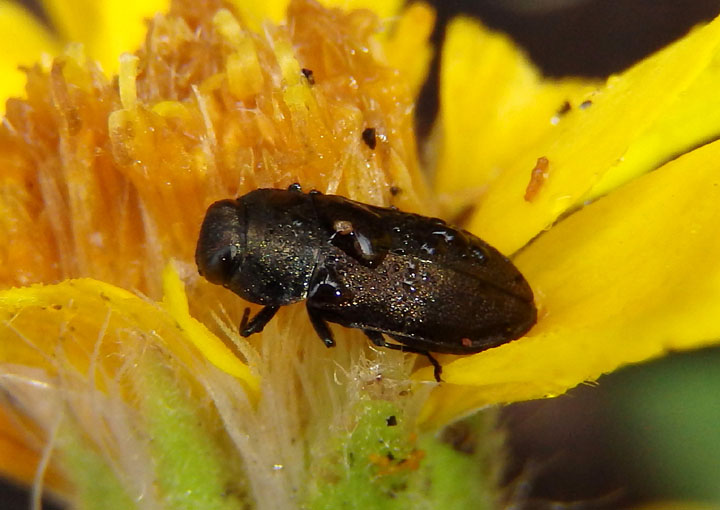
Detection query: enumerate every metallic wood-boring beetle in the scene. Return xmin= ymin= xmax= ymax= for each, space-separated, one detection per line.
xmin=195 ymin=184 xmax=537 ymax=381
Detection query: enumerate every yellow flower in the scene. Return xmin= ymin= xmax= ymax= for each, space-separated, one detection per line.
xmin=420 ymin=14 xmax=720 ymax=427
xmin=0 ymin=0 xmax=409 ymax=109
xmin=2 ymin=0 xmax=720 ymax=507
xmin=0 ymin=0 xmax=170 ymax=111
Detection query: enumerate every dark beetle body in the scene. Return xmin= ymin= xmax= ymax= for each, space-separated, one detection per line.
xmin=195 ymin=185 xmax=536 ymax=380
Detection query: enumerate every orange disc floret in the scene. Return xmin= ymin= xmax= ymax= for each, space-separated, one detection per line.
xmin=0 ymin=0 xmax=430 ymax=300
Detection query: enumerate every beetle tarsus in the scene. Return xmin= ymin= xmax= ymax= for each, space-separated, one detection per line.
xmin=363 ymin=330 xmax=443 ymax=382
xmin=363 ymin=329 xmax=386 ymax=347
xmin=307 ymin=305 xmax=336 ymax=347
xmin=240 ymin=307 xmax=251 ymax=332
xmin=240 ymin=305 xmax=280 ymax=337
xmin=426 ymin=353 xmax=443 ymax=383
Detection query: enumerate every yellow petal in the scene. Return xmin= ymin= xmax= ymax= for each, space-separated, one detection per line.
xmin=586 ymin=29 xmax=720 ymax=201
xmin=226 ymin=0 xmax=403 ymax=33
xmin=0 ymin=277 xmax=257 ymax=398
xmin=0 ymin=1 xmax=59 ymax=106
xmin=321 ymin=0 xmax=404 ymax=19
xmin=381 ymin=2 xmax=435 ymax=99
xmin=41 ymin=0 xmax=169 ymax=74
xmin=466 ymin=13 xmax=720 ymax=254
xmin=0 ymin=405 xmax=67 ymax=491
xmin=432 ymin=16 xmax=596 ymax=214
xmin=161 ymin=263 xmax=259 ymax=396
xmin=418 ymin=137 xmax=720 ymax=428
xmin=225 ymin=0 xmax=289 ymax=30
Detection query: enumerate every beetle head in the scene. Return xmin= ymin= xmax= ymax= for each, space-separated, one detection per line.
xmin=196 ymin=199 xmax=247 ymax=288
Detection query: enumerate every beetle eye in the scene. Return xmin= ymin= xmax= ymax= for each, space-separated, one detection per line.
xmin=205 ymin=245 xmax=241 ymax=285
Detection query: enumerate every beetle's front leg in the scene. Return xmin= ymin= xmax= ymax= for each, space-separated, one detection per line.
xmin=306 ymin=305 xmax=336 ymax=347
xmin=239 ymin=305 xmax=280 ymax=337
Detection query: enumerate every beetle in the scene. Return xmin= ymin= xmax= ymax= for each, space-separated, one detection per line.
xmin=195 ymin=184 xmax=537 ymax=381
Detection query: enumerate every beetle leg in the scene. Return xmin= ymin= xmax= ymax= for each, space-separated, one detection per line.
xmin=363 ymin=329 xmax=386 ymax=347
xmin=240 ymin=307 xmax=251 ymax=331
xmin=306 ymin=305 xmax=336 ymax=347
xmin=239 ymin=305 xmax=280 ymax=337
xmin=363 ymin=330 xmax=443 ymax=382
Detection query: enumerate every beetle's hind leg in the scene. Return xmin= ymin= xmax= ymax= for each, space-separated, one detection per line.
xmin=239 ymin=305 xmax=280 ymax=337
xmin=363 ymin=330 xmax=443 ymax=382
xmin=306 ymin=305 xmax=336 ymax=347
